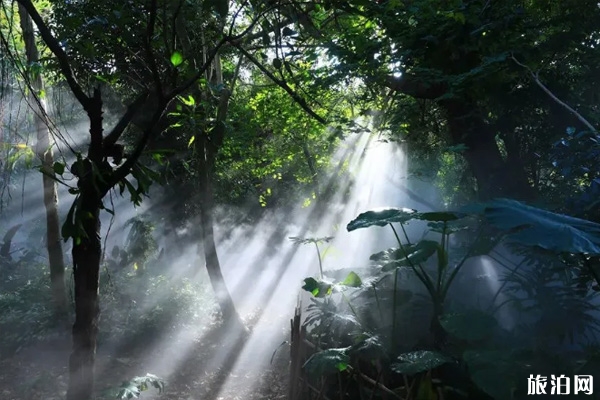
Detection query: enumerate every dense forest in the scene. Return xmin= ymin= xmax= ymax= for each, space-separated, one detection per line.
xmin=1 ymin=0 xmax=600 ymax=399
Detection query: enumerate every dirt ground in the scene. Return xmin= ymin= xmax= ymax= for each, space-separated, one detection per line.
xmin=0 ymin=318 xmax=290 ymax=400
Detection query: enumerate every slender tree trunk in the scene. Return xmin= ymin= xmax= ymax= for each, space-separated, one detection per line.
xmin=17 ymin=4 xmax=67 ymax=317
xmin=301 ymin=141 xmax=320 ymax=196
xmin=194 ymin=56 xmax=245 ymax=329
xmin=196 ymin=137 xmax=244 ymax=331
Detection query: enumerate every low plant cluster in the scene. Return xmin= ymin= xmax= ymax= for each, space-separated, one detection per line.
xmin=296 ymin=199 xmax=600 ymax=400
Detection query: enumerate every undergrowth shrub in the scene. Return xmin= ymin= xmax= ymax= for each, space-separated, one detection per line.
xmin=0 ymin=268 xmax=61 ymax=356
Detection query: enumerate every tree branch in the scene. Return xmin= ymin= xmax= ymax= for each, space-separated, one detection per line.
xmin=511 ymin=55 xmax=597 ymax=133
xmin=109 ymin=35 xmax=232 ymax=189
xmin=16 ymin=0 xmax=90 ymax=109
xmin=233 ymin=43 xmax=326 ymax=124
xmin=102 ymin=91 xmax=150 ymax=152
xmin=103 ymin=98 xmax=167 ymax=194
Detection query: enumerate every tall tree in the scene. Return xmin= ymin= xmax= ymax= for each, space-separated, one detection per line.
xmin=17 ymin=4 xmax=68 ymax=318
xmin=13 ymin=0 xmax=250 ymax=397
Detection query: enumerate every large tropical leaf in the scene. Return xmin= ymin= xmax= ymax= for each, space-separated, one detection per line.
xmin=391 ymin=350 xmax=452 ymax=375
xmin=463 ymin=350 xmax=518 ymax=400
xmin=349 ymin=335 xmax=387 ymax=362
xmin=472 ymin=198 xmax=600 ymax=254
xmin=303 ymin=348 xmax=350 ymax=376
xmin=370 ymin=241 xmax=439 ymax=272
xmin=347 ymin=207 xmax=418 ymax=231
xmin=302 ymin=272 xmax=364 ymax=297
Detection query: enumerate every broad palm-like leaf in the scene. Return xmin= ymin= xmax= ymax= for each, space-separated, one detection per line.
xmin=346 ymin=207 xmax=418 ymax=231
xmin=471 ymin=199 xmax=600 ymax=254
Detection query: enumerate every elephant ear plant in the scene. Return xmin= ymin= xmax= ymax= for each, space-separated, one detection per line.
xmin=346 ymin=207 xmax=480 ymax=349
xmin=298 ymin=199 xmax=600 ymax=400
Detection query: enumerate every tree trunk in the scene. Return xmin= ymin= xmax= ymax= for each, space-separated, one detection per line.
xmin=17 ymin=4 xmax=67 ymax=317
xmin=66 ymin=191 xmax=102 ymax=400
xmin=196 ymin=136 xmax=245 ymax=331
xmin=66 ymin=93 xmax=104 ymax=400
xmin=440 ymin=98 xmax=532 ymax=200
xmin=193 ymin=62 xmax=245 ymax=328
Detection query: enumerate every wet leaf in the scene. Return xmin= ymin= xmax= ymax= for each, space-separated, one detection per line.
xmin=391 ymin=350 xmax=452 ymax=375
xmin=372 ymin=241 xmax=439 ymax=271
xmin=303 ymin=348 xmax=350 ymax=376
xmin=347 ymin=207 xmax=418 ymax=231
xmin=302 ymin=277 xmax=333 ymax=297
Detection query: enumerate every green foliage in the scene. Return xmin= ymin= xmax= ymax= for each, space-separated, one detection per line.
xmin=391 ymin=351 xmax=452 ymax=376
xmin=303 ymin=348 xmax=350 ymax=376
xmin=114 ymin=374 xmax=165 ymax=399
xmin=0 ymin=269 xmax=59 ymax=356
xmin=300 ymin=199 xmax=600 ymax=399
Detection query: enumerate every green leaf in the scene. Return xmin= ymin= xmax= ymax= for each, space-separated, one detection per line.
xmin=477 ymin=198 xmax=600 ymax=254
xmin=170 ymin=51 xmax=183 ymax=67
xmin=52 ymin=161 xmax=65 ymax=175
xmin=391 ymin=350 xmax=452 ymax=375
xmin=349 ymin=336 xmax=386 ymax=362
xmin=273 ymin=58 xmax=283 ymax=69
xmin=282 ymin=26 xmax=297 ymax=36
xmin=302 ymin=277 xmax=333 ymax=297
xmin=341 ymin=271 xmax=362 ymax=287
xmin=462 ymin=350 xmax=517 ymax=400
xmin=439 ymin=311 xmax=498 ymax=342
xmin=303 ymin=348 xmax=350 ymax=376
xmin=372 ymin=240 xmax=439 ymax=272
xmin=61 ymin=200 xmax=78 ymax=242
xmin=427 ymin=219 xmax=470 ymax=234
xmin=347 ymin=207 xmax=418 ymax=231
xmin=180 ymin=95 xmax=195 ymax=106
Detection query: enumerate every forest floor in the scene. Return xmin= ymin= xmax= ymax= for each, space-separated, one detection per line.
xmin=0 ymin=316 xmax=290 ymax=400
